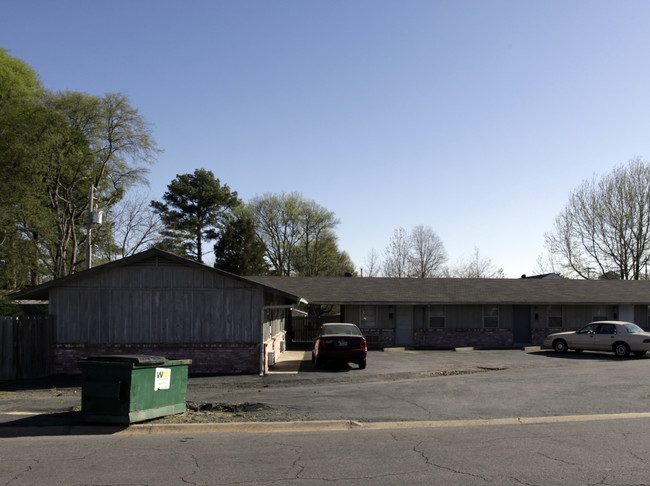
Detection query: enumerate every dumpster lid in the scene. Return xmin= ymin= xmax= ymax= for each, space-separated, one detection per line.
xmin=80 ymin=354 xmax=168 ymax=365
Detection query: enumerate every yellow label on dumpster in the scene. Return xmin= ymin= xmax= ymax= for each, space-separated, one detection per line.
xmin=154 ymin=368 xmax=171 ymax=390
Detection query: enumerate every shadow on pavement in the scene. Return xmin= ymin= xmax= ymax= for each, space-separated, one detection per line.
xmin=530 ymin=349 xmax=647 ymax=361
xmin=1 ymin=374 xmax=82 ymax=392
xmin=0 ymin=411 xmax=125 ymax=438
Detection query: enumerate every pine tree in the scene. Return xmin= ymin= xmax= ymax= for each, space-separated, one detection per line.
xmin=214 ymin=214 xmax=268 ymax=275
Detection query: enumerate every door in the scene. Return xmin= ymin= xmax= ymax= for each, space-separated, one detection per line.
xmin=570 ymin=323 xmax=599 ymax=349
xmin=593 ymin=323 xmax=617 ymax=350
xmin=513 ymin=306 xmax=531 ymax=344
xmin=395 ymin=306 xmax=414 ymax=346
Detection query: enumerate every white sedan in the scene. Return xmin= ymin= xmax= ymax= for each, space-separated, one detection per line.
xmin=542 ymin=321 xmax=650 ymax=357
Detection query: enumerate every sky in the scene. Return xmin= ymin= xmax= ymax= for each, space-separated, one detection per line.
xmin=3 ymin=0 xmax=650 ymax=277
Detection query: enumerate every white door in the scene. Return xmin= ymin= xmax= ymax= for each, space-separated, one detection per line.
xmin=395 ymin=306 xmax=414 ymax=346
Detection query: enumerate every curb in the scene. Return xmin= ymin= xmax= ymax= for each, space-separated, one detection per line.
xmin=4 ymin=412 xmax=650 ymax=437
xmin=0 ymin=420 xmax=360 ymax=437
xmin=124 ymin=419 xmax=362 ymax=435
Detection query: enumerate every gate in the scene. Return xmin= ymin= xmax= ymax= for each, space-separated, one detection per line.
xmin=290 ymin=315 xmax=341 ymax=342
xmin=0 ymin=316 xmax=55 ymax=380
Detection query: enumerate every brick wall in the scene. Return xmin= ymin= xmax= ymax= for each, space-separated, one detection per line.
xmin=531 ymin=328 xmax=555 ymax=345
xmin=361 ymin=328 xmax=518 ymax=349
xmin=360 ymin=328 xmax=395 ymax=349
xmin=53 ymin=343 xmax=260 ymax=375
xmin=414 ymin=328 xmax=513 ymax=348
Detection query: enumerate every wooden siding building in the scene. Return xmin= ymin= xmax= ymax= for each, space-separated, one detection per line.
xmin=11 ymin=249 xmax=302 ymax=375
xmin=12 ymin=249 xmax=650 ymax=377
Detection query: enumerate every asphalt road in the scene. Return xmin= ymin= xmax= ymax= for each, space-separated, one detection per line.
xmin=3 ymin=418 xmax=650 ymax=485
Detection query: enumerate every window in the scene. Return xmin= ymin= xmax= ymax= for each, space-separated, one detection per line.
xmin=429 ymin=305 xmax=446 ymax=328
xmin=548 ymin=306 xmax=563 ymax=328
xmin=483 ymin=306 xmax=499 ymax=328
xmin=592 ymin=306 xmax=608 ymax=321
xmin=360 ymin=306 xmax=377 ymax=328
xmin=597 ymin=323 xmax=616 ymax=334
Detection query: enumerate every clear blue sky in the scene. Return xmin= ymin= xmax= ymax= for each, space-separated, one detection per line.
xmin=3 ymin=0 xmax=650 ymax=277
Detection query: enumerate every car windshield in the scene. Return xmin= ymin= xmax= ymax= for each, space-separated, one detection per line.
xmin=321 ymin=325 xmax=361 ymax=336
xmin=624 ymin=323 xmax=644 ymax=333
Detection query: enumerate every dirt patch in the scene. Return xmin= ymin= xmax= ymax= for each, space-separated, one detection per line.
xmin=150 ymin=401 xmax=308 ymax=424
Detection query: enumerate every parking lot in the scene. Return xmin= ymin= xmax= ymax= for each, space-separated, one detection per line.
xmin=2 ymin=347 xmax=650 ymax=429
xmin=188 ymin=346 xmax=650 ymax=423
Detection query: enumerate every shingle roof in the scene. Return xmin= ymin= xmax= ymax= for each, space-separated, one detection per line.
xmin=245 ymin=276 xmax=650 ymax=305
xmin=10 ymin=249 xmax=301 ymax=302
xmin=13 ymin=247 xmax=650 ymax=307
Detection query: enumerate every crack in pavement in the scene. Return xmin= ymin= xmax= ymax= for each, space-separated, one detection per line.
xmin=412 ymin=440 xmax=491 ymax=482
xmin=179 ymin=452 xmax=200 ymax=485
xmin=3 ymin=458 xmax=39 ymax=486
xmin=273 ymin=441 xmax=305 ymax=480
xmin=536 ymin=451 xmax=581 ymax=467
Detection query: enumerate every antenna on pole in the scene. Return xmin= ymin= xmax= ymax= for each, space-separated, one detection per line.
xmin=85 ymin=186 xmax=103 ymax=270
xmin=86 ymin=185 xmax=94 ymax=270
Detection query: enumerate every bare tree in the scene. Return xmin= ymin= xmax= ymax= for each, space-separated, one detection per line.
xmin=100 ymin=191 xmax=164 ymax=261
xmin=363 ymin=248 xmax=382 ymax=277
xmin=383 ymin=226 xmax=447 ymax=277
xmin=533 ymin=253 xmax=561 ymax=277
xmin=545 ymin=158 xmax=650 ymax=279
xmin=383 ymin=227 xmax=410 ymax=277
xmin=446 ymin=247 xmax=504 ymax=278
xmin=408 ymin=225 xmax=447 ymax=277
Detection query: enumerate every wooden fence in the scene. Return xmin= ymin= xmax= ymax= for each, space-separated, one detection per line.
xmin=0 ymin=316 xmax=55 ymax=380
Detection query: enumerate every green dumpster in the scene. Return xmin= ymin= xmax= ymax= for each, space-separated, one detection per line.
xmin=78 ymin=355 xmax=192 ymax=424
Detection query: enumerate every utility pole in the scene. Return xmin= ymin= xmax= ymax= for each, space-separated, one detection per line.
xmin=86 ymin=185 xmax=94 ymax=270
xmin=86 ymin=185 xmax=103 ymax=270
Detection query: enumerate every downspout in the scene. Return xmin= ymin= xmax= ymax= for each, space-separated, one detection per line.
xmin=260 ymin=300 xmax=308 ymax=376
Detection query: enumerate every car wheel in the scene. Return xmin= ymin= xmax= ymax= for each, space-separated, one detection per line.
xmin=614 ymin=342 xmax=630 ymax=358
xmin=634 ymin=351 xmax=647 ymax=358
xmin=553 ymin=339 xmax=568 ymax=353
xmin=358 ymin=359 xmax=366 ymax=370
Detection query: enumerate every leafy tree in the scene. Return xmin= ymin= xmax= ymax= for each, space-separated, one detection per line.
xmin=292 ymin=199 xmax=344 ymax=276
xmin=151 ymin=169 xmax=240 ymax=263
xmin=214 ymin=212 xmax=268 ymax=275
xmin=545 ymin=158 xmax=650 ymax=279
xmin=1 ymin=50 xmax=158 ymax=286
xmin=21 ymin=91 xmax=157 ymax=279
xmin=0 ymin=49 xmax=45 ymax=288
xmin=303 ymin=237 xmax=355 ymax=276
xmin=335 ymin=250 xmax=356 ymax=276
xmin=249 ymin=192 xmax=351 ymax=276
xmin=0 ymin=48 xmax=42 ymax=106
xmin=249 ymin=192 xmax=302 ymax=275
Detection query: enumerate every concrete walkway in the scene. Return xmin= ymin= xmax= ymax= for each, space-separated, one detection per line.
xmin=267 ymin=350 xmax=309 ymax=374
